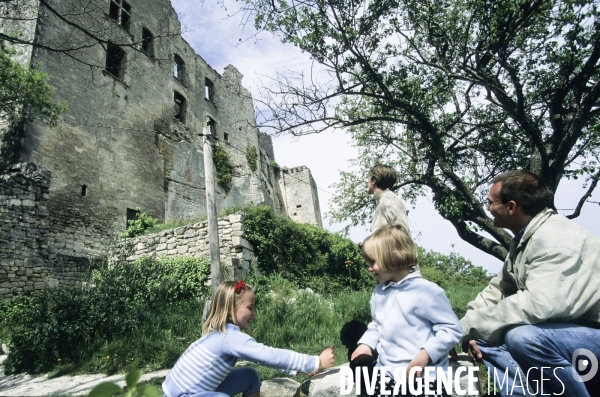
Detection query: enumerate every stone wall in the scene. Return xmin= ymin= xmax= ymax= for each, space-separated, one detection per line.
xmin=0 ymin=163 xmax=53 ymax=299
xmin=112 ymin=213 xmax=255 ymax=281
xmin=278 ymin=166 xmax=323 ymax=227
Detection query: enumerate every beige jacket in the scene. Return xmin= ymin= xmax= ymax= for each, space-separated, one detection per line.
xmin=371 ymin=189 xmax=410 ymax=233
xmin=460 ymin=208 xmax=600 ymax=345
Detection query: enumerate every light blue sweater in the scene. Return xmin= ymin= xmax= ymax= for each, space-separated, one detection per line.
xmin=358 ymin=272 xmax=462 ymax=371
xmin=163 ymin=324 xmax=319 ymax=397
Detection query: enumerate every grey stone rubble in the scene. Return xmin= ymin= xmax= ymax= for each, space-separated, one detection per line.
xmin=0 ymin=350 xmax=481 ymax=397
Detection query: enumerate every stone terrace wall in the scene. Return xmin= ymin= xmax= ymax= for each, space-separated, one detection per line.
xmin=0 ymin=163 xmax=53 ymax=299
xmin=113 ymin=213 xmax=255 ymax=280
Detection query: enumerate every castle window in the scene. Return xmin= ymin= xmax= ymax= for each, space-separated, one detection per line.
xmin=296 ymin=204 xmax=302 ymax=208
xmin=207 ymin=117 xmax=217 ymax=136
xmin=141 ymin=27 xmax=154 ymax=57
xmin=174 ymin=91 xmax=187 ymax=123
xmin=105 ymin=44 xmax=126 ymax=80
xmin=224 ymin=133 xmax=229 ymax=141
xmin=205 ymin=78 xmax=214 ymax=101
xmin=126 ymin=208 xmax=139 ymax=227
xmin=174 ymin=54 xmax=185 ymax=82
xmin=109 ymin=0 xmax=131 ymax=30
xmin=81 ymin=185 xmax=87 ymax=196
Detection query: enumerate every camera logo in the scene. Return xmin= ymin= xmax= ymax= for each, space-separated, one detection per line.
xmin=571 ymin=348 xmax=598 ymax=382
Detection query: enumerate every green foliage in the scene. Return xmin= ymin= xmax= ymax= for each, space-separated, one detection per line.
xmin=246 ymin=144 xmax=258 ymax=172
xmin=213 ymin=144 xmax=233 ymax=192
xmin=120 ymin=209 xmax=158 ymax=238
xmin=417 ymin=247 xmax=492 ymax=288
xmin=242 ymin=205 xmax=375 ymax=293
xmin=88 ymin=368 xmax=159 ymax=397
xmin=270 ymin=160 xmax=281 ymax=172
xmin=245 ymin=0 xmax=600 ymax=260
xmin=0 ymin=42 xmax=66 ymax=125
xmin=1 ymin=256 xmax=210 ymax=374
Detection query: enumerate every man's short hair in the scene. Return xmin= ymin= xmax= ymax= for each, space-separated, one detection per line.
xmin=368 ymin=164 xmax=397 ymax=190
xmin=491 ymin=170 xmax=551 ymax=216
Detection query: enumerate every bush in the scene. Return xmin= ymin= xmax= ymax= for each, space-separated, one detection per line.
xmin=242 ymin=205 xmax=375 ymax=293
xmin=417 ymin=247 xmax=492 ymax=288
xmin=120 ymin=209 xmax=159 ymax=238
xmin=1 ymin=256 xmax=210 ymax=374
xmin=213 ymin=144 xmax=233 ymax=192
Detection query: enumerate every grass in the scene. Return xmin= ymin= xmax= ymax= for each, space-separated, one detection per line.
xmin=1 ymin=273 xmax=487 ymax=390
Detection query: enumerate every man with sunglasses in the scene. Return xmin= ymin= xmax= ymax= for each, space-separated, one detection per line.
xmin=460 ymin=170 xmax=600 ymax=397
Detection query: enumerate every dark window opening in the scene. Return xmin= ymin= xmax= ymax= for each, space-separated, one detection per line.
xmin=207 ymin=117 xmax=216 ymax=136
xmin=105 ymin=44 xmax=126 ymax=80
xmin=174 ymin=91 xmax=187 ymax=123
xmin=141 ymin=27 xmax=154 ymax=57
xmin=109 ymin=0 xmax=131 ymax=30
xmin=205 ymin=78 xmax=214 ymax=101
xmin=81 ymin=185 xmax=87 ymax=196
xmin=296 ymin=204 xmax=302 ymax=208
xmin=126 ymin=208 xmax=139 ymax=227
xmin=224 ymin=133 xmax=229 ymax=141
xmin=174 ymin=54 xmax=185 ymax=82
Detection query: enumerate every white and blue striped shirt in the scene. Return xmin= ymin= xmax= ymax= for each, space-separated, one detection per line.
xmin=163 ymin=324 xmax=319 ymax=397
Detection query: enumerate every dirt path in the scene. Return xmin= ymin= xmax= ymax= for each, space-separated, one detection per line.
xmin=0 ymin=351 xmax=169 ymax=396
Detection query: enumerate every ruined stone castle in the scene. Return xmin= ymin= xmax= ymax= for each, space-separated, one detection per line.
xmin=0 ymin=0 xmax=322 ymax=298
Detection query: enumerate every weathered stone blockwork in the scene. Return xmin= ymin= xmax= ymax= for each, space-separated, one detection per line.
xmin=112 ymin=213 xmax=254 ymax=281
xmin=0 ymin=164 xmax=53 ymax=299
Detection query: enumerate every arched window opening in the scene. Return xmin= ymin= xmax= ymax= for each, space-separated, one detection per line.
xmin=174 ymin=91 xmax=187 ymax=123
xmin=105 ymin=44 xmax=126 ymax=80
xmin=174 ymin=54 xmax=185 ymax=82
xmin=141 ymin=27 xmax=154 ymax=57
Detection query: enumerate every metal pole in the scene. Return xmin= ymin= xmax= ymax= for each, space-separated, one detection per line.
xmin=203 ymin=118 xmax=221 ymax=293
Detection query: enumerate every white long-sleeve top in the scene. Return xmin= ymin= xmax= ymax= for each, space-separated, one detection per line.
xmin=163 ymin=324 xmax=319 ymax=397
xmin=358 ymin=272 xmax=462 ymax=370
xmin=371 ymin=189 xmax=410 ymax=233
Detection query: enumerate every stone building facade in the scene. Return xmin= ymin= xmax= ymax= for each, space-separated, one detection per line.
xmin=0 ymin=0 xmax=322 ymax=294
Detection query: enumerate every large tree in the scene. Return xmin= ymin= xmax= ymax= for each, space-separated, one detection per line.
xmin=241 ymin=0 xmax=600 ymax=260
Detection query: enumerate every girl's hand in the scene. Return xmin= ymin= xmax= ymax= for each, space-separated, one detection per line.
xmin=406 ymin=349 xmax=430 ymax=378
xmin=350 ymin=344 xmax=373 ymax=361
xmin=318 ymin=345 xmax=335 ymax=370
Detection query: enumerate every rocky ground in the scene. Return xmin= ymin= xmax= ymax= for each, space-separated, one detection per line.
xmin=0 ymin=348 xmax=480 ymax=397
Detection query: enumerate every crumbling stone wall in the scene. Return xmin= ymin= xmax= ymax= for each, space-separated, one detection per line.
xmin=0 ymin=163 xmax=53 ymax=299
xmin=278 ymin=166 xmax=323 ymax=227
xmin=112 ymin=213 xmax=254 ymax=281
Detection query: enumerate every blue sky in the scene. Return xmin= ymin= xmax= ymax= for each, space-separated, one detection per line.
xmin=171 ymin=0 xmax=600 ymax=274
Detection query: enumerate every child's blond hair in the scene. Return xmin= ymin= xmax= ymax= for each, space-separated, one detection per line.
xmin=202 ymin=281 xmax=253 ymax=335
xmin=361 ymin=225 xmax=417 ymax=271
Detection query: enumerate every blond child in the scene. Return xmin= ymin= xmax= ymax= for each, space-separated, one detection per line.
xmin=351 ymin=225 xmax=462 ymax=396
xmin=163 ymin=280 xmax=335 ymax=397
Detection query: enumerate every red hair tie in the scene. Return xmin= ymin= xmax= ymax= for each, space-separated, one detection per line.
xmin=234 ymin=280 xmax=246 ymax=294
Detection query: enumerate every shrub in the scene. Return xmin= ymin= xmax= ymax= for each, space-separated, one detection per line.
xmin=1 ymin=256 xmax=210 ymax=374
xmin=213 ymin=144 xmax=233 ymax=192
xmin=242 ymin=205 xmax=374 ymax=293
xmin=417 ymin=247 xmax=492 ymax=288
xmin=246 ymin=144 xmax=258 ymax=172
xmin=120 ymin=209 xmax=159 ymax=238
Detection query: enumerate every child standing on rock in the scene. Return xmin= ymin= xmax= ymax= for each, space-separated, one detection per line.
xmin=352 ymin=225 xmax=462 ymax=396
xmin=162 ymin=280 xmax=335 ymax=397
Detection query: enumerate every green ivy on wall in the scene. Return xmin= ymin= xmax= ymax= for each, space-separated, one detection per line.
xmin=246 ymin=144 xmax=258 ymax=172
xmin=213 ymin=144 xmax=233 ymax=192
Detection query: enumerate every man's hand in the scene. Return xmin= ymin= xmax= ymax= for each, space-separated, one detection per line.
xmin=350 ymin=344 xmax=373 ymax=361
xmin=406 ymin=349 xmax=430 ymax=378
xmin=462 ymin=339 xmax=483 ymax=362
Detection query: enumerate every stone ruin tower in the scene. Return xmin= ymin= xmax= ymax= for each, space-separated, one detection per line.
xmin=0 ymin=0 xmax=322 ymax=298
